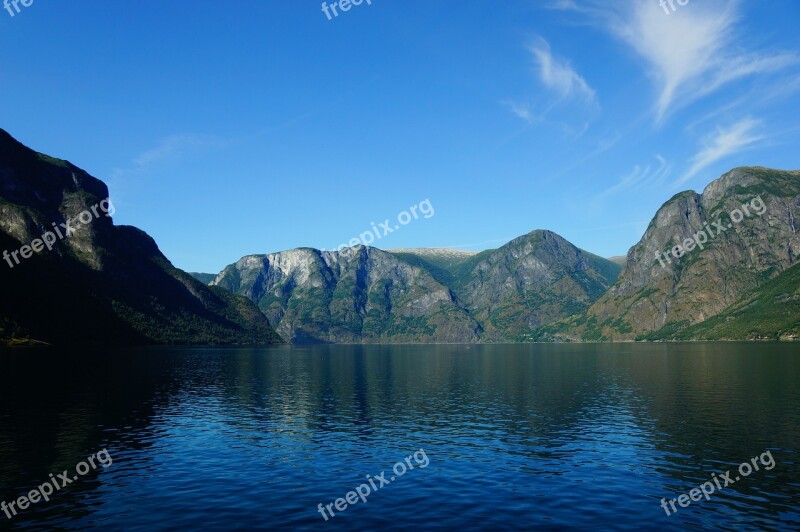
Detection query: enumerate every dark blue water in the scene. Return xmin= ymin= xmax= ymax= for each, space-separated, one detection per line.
xmin=0 ymin=344 xmax=798 ymax=530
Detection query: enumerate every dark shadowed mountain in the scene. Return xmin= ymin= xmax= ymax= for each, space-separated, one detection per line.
xmin=0 ymin=129 xmax=283 ymax=346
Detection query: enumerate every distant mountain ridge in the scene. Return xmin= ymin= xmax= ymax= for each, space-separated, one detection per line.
xmin=212 ymin=230 xmax=622 ymax=343
xmin=190 ymin=272 xmax=217 ymax=284
xmin=211 ymin=167 xmax=799 ymax=343
xmin=212 ymin=246 xmax=483 ymax=343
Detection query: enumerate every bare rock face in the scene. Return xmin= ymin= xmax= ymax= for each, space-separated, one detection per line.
xmin=574 ymin=167 xmax=800 ymax=340
xmin=213 ymin=231 xmax=622 ymax=343
xmin=212 ymin=246 xmax=483 ymax=343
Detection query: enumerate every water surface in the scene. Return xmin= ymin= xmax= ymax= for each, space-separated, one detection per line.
xmin=0 ymin=343 xmax=798 ymax=530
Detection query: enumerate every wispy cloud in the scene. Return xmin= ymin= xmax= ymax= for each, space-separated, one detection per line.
xmin=675 ymin=117 xmax=764 ymax=187
xmin=529 ymin=37 xmax=596 ymax=105
xmin=111 ymin=134 xmax=226 ymax=180
xmin=554 ymin=130 xmax=623 ymax=184
xmin=687 ymin=73 xmax=800 ymax=134
xmin=593 ymin=131 xmax=623 ymax=155
xmin=505 ymin=37 xmax=597 ymax=126
xmin=502 ymin=100 xmax=533 ymax=123
xmin=134 ymin=135 xmax=220 ymax=166
xmin=550 ymin=0 xmax=797 ymax=124
xmin=595 ymin=154 xmax=671 ymax=200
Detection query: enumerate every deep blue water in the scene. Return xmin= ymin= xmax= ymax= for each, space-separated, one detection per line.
xmin=0 ymin=344 xmax=798 ymax=530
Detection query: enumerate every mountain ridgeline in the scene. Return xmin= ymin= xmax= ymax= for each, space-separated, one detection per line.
xmin=211 ymin=166 xmax=799 ymax=343
xmin=549 ymin=167 xmax=800 ymax=341
xmin=211 ymin=232 xmax=622 ymax=343
xmin=1 ymin=128 xmax=798 ymax=345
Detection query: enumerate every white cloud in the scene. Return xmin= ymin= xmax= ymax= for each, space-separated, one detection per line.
xmin=502 ymin=100 xmax=533 ymax=123
xmin=529 ymin=38 xmax=596 ymax=105
xmin=504 ymin=38 xmax=597 ymax=132
xmin=675 ymin=117 xmax=764 ymax=187
xmin=595 ymin=154 xmax=671 ymax=199
xmin=550 ymin=0 xmax=797 ymax=123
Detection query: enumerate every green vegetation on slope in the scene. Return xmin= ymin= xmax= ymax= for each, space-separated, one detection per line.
xmin=189 ymin=272 xmax=217 ymax=285
xmin=642 ymin=262 xmax=800 ymax=341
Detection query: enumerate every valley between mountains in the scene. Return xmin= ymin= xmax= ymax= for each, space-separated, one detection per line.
xmin=1 ymin=128 xmax=798 ymax=345
xmin=201 ymin=169 xmax=799 ymax=344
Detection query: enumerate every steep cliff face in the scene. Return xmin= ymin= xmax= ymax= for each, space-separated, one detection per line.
xmin=214 ymin=231 xmax=621 ymax=343
xmin=572 ymin=167 xmax=800 ymax=340
xmin=660 ymin=262 xmax=800 ymax=341
xmin=212 ymin=247 xmax=482 ymax=343
xmin=0 ymin=129 xmax=283 ymax=346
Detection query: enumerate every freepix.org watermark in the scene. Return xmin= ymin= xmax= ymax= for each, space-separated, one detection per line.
xmin=2 ymin=449 xmax=113 ymax=520
xmin=317 ymin=448 xmax=430 ymax=522
xmin=2 ymin=198 xmax=115 ymax=269
xmin=659 ymin=0 xmax=689 ymax=15
xmin=660 ymin=450 xmax=776 ymax=516
xmin=654 ymin=196 xmax=766 ymax=269
xmin=324 ymin=199 xmax=434 ymax=257
xmin=321 ymin=0 xmax=372 ymax=21
xmin=3 ymin=0 xmax=33 ymax=18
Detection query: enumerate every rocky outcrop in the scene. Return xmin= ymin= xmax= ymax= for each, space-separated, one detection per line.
xmin=214 ymin=231 xmax=622 ymax=343
xmin=569 ymin=167 xmax=800 ymax=340
xmin=212 ymin=247 xmax=482 ymax=343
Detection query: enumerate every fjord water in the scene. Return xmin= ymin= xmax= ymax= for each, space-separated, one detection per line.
xmin=0 ymin=345 xmax=798 ymax=530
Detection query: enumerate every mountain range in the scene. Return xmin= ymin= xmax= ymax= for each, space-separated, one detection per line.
xmin=209 ymin=232 xmax=621 ymax=343
xmin=1 ymin=129 xmax=797 ymax=345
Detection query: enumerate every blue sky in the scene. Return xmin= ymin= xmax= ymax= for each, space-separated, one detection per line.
xmin=1 ymin=0 xmax=798 ymax=273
